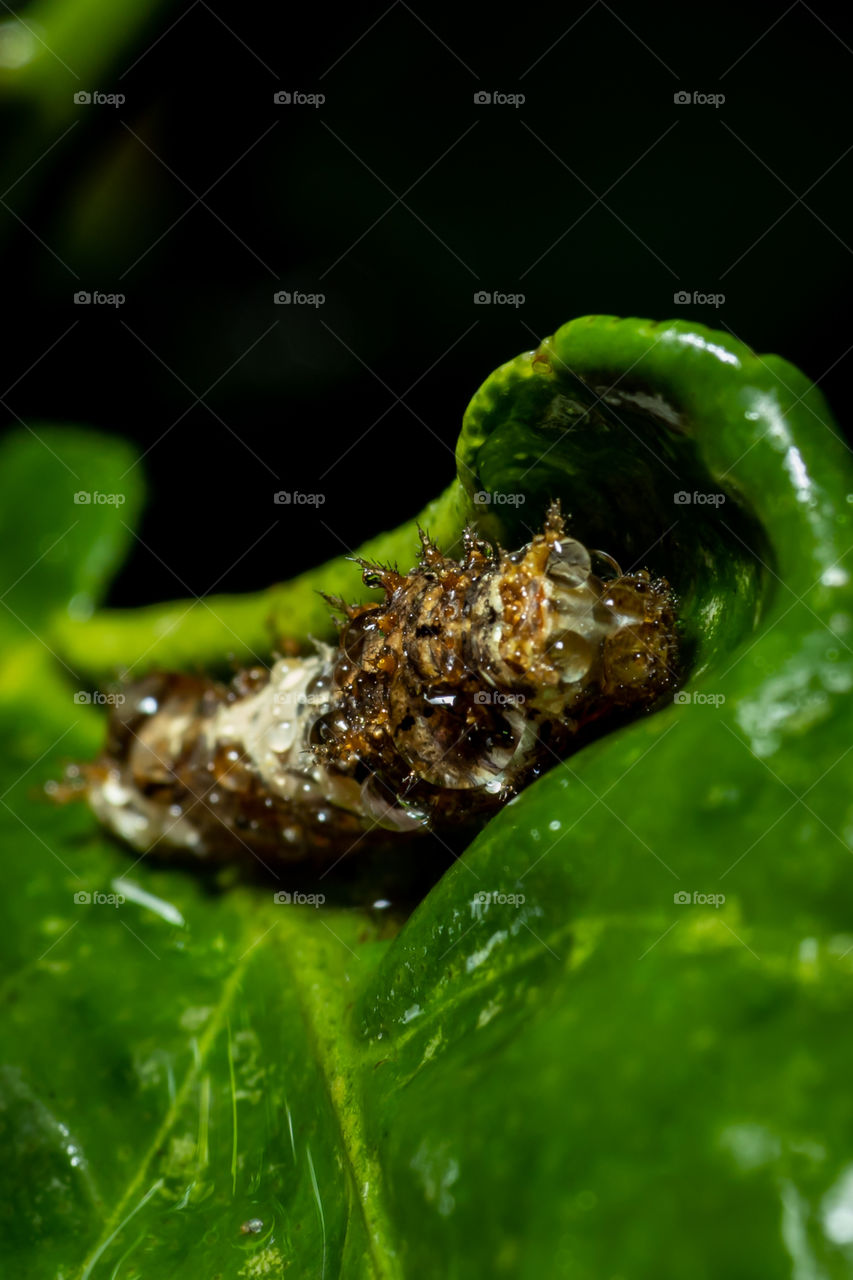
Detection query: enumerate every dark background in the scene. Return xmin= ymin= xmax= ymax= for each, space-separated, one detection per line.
xmin=0 ymin=0 xmax=851 ymax=607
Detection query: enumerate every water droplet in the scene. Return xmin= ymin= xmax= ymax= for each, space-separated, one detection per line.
xmin=590 ymin=549 xmax=622 ymax=580
xmin=601 ymin=585 xmax=646 ymax=623
xmin=546 ymin=538 xmax=591 ymax=587
xmin=549 ymin=631 xmax=594 ymax=682
xmin=267 ymin=723 xmax=295 ymax=753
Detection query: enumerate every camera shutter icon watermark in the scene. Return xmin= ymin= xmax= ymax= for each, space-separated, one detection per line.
xmin=273 ymin=90 xmax=324 ymax=107
xmin=674 ymin=890 xmax=726 ymax=908
xmin=74 ymin=689 xmax=126 ymax=706
xmin=473 ymin=690 xmax=525 ymax=706
xmin=473 ymin=890 xmax=526 ymax=906
xmin=74 ymin=490 xmax=126 ymax=505
xmin=273 ymin=490 xmax=325 ymax=506
xmin=673 ymin=690 xmax=725 ymax=707
xmin=673 ymin=490 xmax=725 ymax=507
xmin=73 ymin=90 xmax=125 ymax=107
xmin=74 ymin=290 xmax=125 ymax=307
xmin=473 ymin=90 xmax=525 ymax=107
xmin=74 ymin=889 xmax=125 ymax=906
xmin=673 ymin=90 xmax=725 ymax=108
xmin=673 ymin=290 xmax=724 ymax=308
xmin=473 ymin=290 xmax=524 ymax=307
xmin=473 ymin=490 xmax=525 ymax=506
xmin=273 ymin=290 xmax=324 ymax=307
xmin=273 ymin=890 xmax=325 ymax=907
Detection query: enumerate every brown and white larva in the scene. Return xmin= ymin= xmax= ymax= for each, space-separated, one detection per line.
xmin=66 ymin=503 xmax=678 ymax=865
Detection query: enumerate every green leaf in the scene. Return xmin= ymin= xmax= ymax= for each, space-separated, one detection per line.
xmin=5 ymin=309 xmax=853 ymax=1280
xmin=0 ymin=429 xmax=403 ymax=1280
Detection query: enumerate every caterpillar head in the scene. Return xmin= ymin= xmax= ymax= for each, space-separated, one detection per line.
xmin=469 ymin=502 xmax=678 ymax=715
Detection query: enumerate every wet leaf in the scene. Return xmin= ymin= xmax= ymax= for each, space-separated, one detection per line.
xmin=3 ymin=385 xmax=853 ymax=1280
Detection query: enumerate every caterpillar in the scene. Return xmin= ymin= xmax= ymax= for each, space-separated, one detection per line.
xmin=63 ymin=503 xmax=678 ymax=866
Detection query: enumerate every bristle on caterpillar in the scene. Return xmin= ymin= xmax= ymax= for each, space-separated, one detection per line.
xmin=59 ymin=503 xmax=679 ymax=865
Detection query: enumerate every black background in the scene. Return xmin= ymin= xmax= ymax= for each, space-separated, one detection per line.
xmin=1 ymin=0 xmax=851 ymax=607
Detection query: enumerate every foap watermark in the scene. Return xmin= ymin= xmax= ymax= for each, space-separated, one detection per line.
xmin=74 ymin=890 xmax=126 ymax=907
xmin=74 ymin=690 xmax=126 ymax=706
xmin=273 ymin=290 xmax=325 ymax=308
xmin=273 ymin=688 xmax=327 ymax=712
xmin=674 ymin=890 xmax=726 ymax=908
xmin=673 ymin=490 xmax=725 ymax=507
xmin=674 ymin=690 xmax=725 ymax=707
xmin=673 ymin=90 xmax=725 ymax=108
xmin=674 ymin=290 xmax=725 ymax=308
xmin=474 ymin=690 xmax=526 ymax=707
xmin=74 ymin=290 xmax=125 ymax=307
xmin=73 ymin=90 xmax=125 ymax=107
xmin=74 ymin=490 xmax=126 ymax=505
xmin=473 ymin=90 xmax=525 ymax=108
xmin=474 ymin=890 xmax=526 ymax=906
xmin=273 ymin=890 xmax=325 ymax=907
xmin=474 ymin=290 xmax=525 ymax=307
xmin=273 ymin=90 xmax=325 ymax=107
xmin=274 ymin=490 xmax=325 ymax=506
xmin=473 ymin=490 xmax=525 ymax=506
